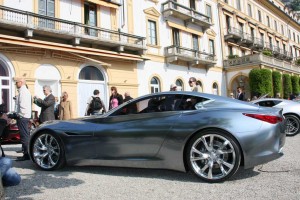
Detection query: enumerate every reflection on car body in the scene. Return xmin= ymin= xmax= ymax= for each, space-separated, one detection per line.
xmin=29 ymin=92 xmax=286 ymax=183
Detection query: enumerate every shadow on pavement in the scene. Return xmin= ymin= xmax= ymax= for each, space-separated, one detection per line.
xmin=3 ymin=143 xmax=260 ymax=199
xmin=3 ymin=145 xmax=84 ymax=200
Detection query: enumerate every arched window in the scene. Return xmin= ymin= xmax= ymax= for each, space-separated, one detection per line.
xmin=212 ymin=82 xmax=218 ymax=95
xmin=175 ymin=79 xmax=184 ymax=91
xmin=0 ymin=63 xmax=9 ymax=110
xmin=150 ymin=76 xmax=160 ymax=93
xmin=0 ymin=64 xmax=8 ymax=76
xmin=79 ymin=66 xmax=104 ymax=81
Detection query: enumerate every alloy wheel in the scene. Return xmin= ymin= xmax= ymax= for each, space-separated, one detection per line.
xmin=33 ymin=133 xmax=61 ymax=169
xmin=285 ymin=115 xmax=300 ymax=136
xmin=189 ymin=134 xmax=237 ymax=181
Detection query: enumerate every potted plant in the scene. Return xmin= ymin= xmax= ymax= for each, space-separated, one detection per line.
xmin=262 ymin=49 xmax=273 ymax=57
xmin=295 ymin=59 xmax=300 ymax=66
xmin=227 ymin=54 xmax=239 ymax=59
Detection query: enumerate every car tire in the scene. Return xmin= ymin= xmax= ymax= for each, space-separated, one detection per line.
xmin=30 ymin=131 xmax=66 ymax=170
xmin=284 ymin=114 xmax=300 ymax=136
xmin=186 ymin=129 xmax=241 ymax=183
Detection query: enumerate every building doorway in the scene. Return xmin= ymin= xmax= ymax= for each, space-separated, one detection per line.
xmin=34 ymin=64 xmax=61 ymax=115
xmin=231 ymin=74 xmax=250 ymax=100
xmin=78 ymin=65 xmax=107 ymax=117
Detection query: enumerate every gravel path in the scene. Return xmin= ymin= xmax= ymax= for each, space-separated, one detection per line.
xmin=3 ymin=135 xmax=300 ymax=200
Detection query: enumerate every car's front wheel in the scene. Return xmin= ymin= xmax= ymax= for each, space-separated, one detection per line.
xmin=186 ymin=130 xmax=241 ymax=183
xmin=284 ymin=115 xmax=300 ymax=136
xmin=31 ymin=132 xmax=65 ymax=170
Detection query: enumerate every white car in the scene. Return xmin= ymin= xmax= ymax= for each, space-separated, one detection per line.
xmin=252 ymin=98 xmax=300 ymax=136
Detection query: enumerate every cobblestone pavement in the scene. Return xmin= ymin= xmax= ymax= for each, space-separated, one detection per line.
xmin=3 ymin=135 xmax=300 ymax=200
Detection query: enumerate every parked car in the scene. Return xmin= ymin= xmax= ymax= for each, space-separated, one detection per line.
xmin=2 ymin=111 xmax=39 ymax=144
xmin=29 ymin=92 xmax=286 ymax=183
xmin=252 ymin=98 xmax=300 ymax=136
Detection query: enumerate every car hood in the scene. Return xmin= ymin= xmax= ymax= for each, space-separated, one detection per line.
xmin=31 ymin=117 xmax=103 ymax=136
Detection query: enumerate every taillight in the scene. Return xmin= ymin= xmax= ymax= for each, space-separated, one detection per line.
xmin=243 ymin=113 xmax=283 ymax=124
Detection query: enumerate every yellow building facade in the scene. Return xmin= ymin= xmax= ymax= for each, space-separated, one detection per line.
xmin=0 ymin=0 xmax=144 ymax=117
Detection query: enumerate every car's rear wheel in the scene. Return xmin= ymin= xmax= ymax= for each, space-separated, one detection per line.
xmin=186 ymin=130 xmax=241 ymax=183
xmin=31 ymin=132 xmax=65 ymax=170
xmin=284 ymin=115 xmax=300 ymax=136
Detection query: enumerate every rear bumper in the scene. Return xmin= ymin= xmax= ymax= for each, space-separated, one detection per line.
xmin=244 ymin=150 xmax=284 ymax=169
xmin=243 ymin=123 xmax=286 ymax=169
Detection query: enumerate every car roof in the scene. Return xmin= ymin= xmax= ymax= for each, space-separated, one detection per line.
xmin=128 ymin=91 xmax=259 ymax=108
xmin=252 ymin=98 xmax=296 ymax=103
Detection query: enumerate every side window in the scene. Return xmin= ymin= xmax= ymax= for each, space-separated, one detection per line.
xmin=111 ymin=95 xmax=183 ymax=116
xmin=176 ymin=95 xmax=209 ymax=111
xmin=258 ymin=101 xmax=275 ymax=107
xmin=273 ymin=100 xmax=282 ymax=106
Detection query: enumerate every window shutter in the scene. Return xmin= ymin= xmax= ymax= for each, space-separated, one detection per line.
xmin=38 ymin=0 xmax=46 ymax=15
xmin=47 ymin=0 xmax=55 ymax=17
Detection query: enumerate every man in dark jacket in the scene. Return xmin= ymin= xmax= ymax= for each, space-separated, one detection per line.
xmin=124 ymin=92 xmax=133 ymax=102
xmin=33 ymin=85 xmax=55 ymax=123
xmin=236 ymin=87 xmax=244 ymax=101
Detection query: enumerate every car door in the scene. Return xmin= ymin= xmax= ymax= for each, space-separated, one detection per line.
xmin=92 ymin=94 xmax=183 ymax=159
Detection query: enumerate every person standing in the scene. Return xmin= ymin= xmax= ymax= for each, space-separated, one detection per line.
xmin=170 ymin=84 xmax=177 ymax=91
xmin=188 ymin=77 xmax=201 ymax=92
xmin=15 ymin=78 xmax=32 ymax=161
xmin=85 ymin=89 xmax=106 ymax=115
xmin=54 ymin=97 xmax=59 ymax=119
xmin=236 ymin=87 xmax=244 ymax=101
xmin=33 ymin=85 xmax=55 ymax=123
xmin=124 ymin=92 xmax=133 ymax=102
xmin=109 ymin=86 xmax=123 ymax=110
xmin=59 ymin=92 xmax=73 ymax=120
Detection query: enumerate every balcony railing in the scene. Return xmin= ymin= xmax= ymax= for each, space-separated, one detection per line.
xmin=0 ymin=5 xmax=146 ymax=54
xmin=224 ymin=27 xmax=243 ymax=41
xmin=165 ymin=45 xmax=216 ymax=65
xmin=239 ymin=32 xmax=254 ymax=47
xmin=224 ymin=54 xmax=299 ymax=72
xmin=162 ymin=1 xmax=211 ymax=30
xmin=253 ymin=37 xmax=264 ymax=46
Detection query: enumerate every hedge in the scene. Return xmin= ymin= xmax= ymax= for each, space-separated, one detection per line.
xmin=283 ymin=74 xmax=292 ymax=99
xmin=249 ymin=69 xmax=273 ymax=97
xmin=291 ymin=75 xmax=300 ymax=95
xmin=272 ymin=71 xmax=282 ymax=98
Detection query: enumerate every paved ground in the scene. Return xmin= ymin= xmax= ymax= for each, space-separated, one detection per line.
xmin=3 ymin=135 xmax=300 ymax=200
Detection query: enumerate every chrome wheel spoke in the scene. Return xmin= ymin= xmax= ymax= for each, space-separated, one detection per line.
xmin=201 ymin=137 xmax=211 ymax=151
xmin=190 ymin=133 xmax=237 ymax=181
xmin=33 ymin=134 xmax=60 ymax=169
xmin=217 ymin=148 xmax=233 ymax=154
xmin=218 ymin=160 xmax=228 ymax=176
xmin=34 ymin=144 xmax=47 ymax=151
xmin=218 ymin=140 xmax=229 ymax=150
xmin=209 ymin=135 xmax=214 ymax=149
xmin=220 ymin=160 xmax=234 ymax=170
xmin=48 ymin=154 xmax=56 ymax=166
xmin=207 ymin=161 xmax=214 ymax=179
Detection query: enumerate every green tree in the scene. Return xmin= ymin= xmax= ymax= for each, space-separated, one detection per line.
xmin=272 ymin=71 xmax=282 ymax=97
xmin=291 ymin=75 xmax=300 ymax=95
xmin=249 ymin=69 xmax=272 ymax=97
xmin=261 ymin=69 xmax=273 ymax=97
xmin=283 ymin=74 xmax=292 ymax=99
xmin=291 ymin=0 xmax=300 ymax=11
